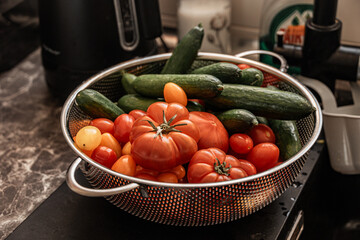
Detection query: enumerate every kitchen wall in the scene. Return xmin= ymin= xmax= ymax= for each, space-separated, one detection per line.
xmin=159 ymin=0 xmax=360 ymax=47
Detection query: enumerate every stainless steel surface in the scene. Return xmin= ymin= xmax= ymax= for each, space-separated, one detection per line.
xmin=61 ymin=52 xmax=322 ymax=226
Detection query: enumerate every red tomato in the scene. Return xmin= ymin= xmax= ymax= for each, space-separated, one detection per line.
xmin=129 ymin=102 xmax=200 ymax=172
xmin=229 ymin=133 xmax=253 ymax=154
xmin=248 ymin=124 xmax=276 ymax=145
xmin=113 ymin=114 xmax=135 ymax=144
xmin=246 ymin=143 xmax=279 ymax=172
xmin=89 ymin=118 xmax=115 ymax=135
xmin=187 ymin=148 xmax=248 ymax=183
xmin=237 ymin=159 xmax=257 ymax=176
xmin=164 ymin=82 xmax=188 ymax=106
xmin=238 ymin=64 xmax=251 ymax=70
xmin=111 ymin=155 xmax=136 ymax=176
xmin=188 ymin=99 xmax=205 ymax=107
xmin=135 ymin=173 xmax=158 ymax=181
xmin=135 ymin=165 xmax=159 ymax=177
xmin=91 ymin=146 xmax=118 ymax=168
xmin=129 ymin=109 xmax=146 ymax=120
xmin=189 ymin=111 xmax=229 ymax=152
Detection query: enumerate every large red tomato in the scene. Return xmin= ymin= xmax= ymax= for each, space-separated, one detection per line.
xmin=187 ymin=148 xmax=248 ymax=183
xmin=129 ymin=102 xmax=200 ymax=172
xmin=189 ymin=111 xmax=229 ymax=152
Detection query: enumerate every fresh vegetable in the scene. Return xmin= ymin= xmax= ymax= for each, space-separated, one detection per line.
xmin=189 ymin=111 xmax=229 ymax=152
xmin=100 ymin=133 xmax=122 ymax=158
xmin=186 ymin=100 xmax=205 ymax=112
xmin=121 ymin=71 xmax=137 ymax=94
xmin=129 ymin=102 xmax=200 ymax=172
xmin=128 ymin=109 xmax=147 ymax=120
xmin=164 ymin=82 xmax=187 ymax=106
xmin=111 ymin=155 xmax=136 ymax=176
xmin=246 ymin=143 xmax=279 ymax=172
xmin=117 ymin=94 xmax=158 ymax=113
xmin=216 ymin=109 xmax=258 ymax=133
xmin=192 ymin=62 xmax=264 ymax=86
xmin=248 ymin=123 xmax=276 ymax=145
xmin=269 ymin=119 xmax=302 ymax=160
xmin=161 ymin=23 xmax=204 ymax=74
xmin=237 ymin=159 xmax=257 ymax=176
xmin=187 ymin=148 xmax=248 ymax=183
xmin=256 ymin=116 xmax=269 ymax=125
xmin=91 ymin=145 xmax=118 ymax=168
xmin=135 ymin=164 xmax=186 ymax=183
xmin=132 ymin=74 xmax=224 ymax=99
xmin=113 ymin=114 xmax=135 ymax=144
xmin=75 ymin=89 xmax=125 ymax=121
xmin=238 ymin=64 xmax=251 ymax=70
xmin=206 ymin=84 xmax=315 ymax=120
xmin=122 ymin=141 xmax=132 ymax=155
xmin=89 ymin=118 xmax=114 ymax=135
xmin=75 ymin=126 xmax=102 ymax=151
xmin=229 ymin=133 xmax=253 ymax=155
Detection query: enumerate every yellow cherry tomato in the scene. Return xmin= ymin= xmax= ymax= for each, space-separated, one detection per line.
xmin=100 ymin=133 xmax=122 ymax=158
xmin=75 ymin=126 xmax=102 ymax=151
xmin=164 ymin=82 xmax=187 ymax=106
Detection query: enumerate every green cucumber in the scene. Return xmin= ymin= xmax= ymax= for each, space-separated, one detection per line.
xmin=256 ymin=116 xmax=269 ymax=125
xmin=117 ymin=94 xmax=159 ymax=113
xmin=192 ymin=63 xmax=263 ymax=86
xmin=206 ymin=84 xmax=315 ymax=120
xmin=269 ymin=119 xmax=302 ymax=160
xmin=186 ymin=100 xmax=205 ymax=112
xmin=121 ymin=71 xmax=137 ymax=94
xmin=132 ymin=74 xmax=224 ymax=99
xmin=216 ymin=109 xmax=258 ymax=133
xmin=76 ymin=89 xmax=125 ymax=121
xmin=161 ymin=24 xmax=204 ymax=74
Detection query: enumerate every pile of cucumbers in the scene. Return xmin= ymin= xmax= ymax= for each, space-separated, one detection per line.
xmin=75 ymin=23 xmax=315 ymax=160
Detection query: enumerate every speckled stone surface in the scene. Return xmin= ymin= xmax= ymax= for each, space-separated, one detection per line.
xmin=0 ymin=49 xmax=76 ymax=240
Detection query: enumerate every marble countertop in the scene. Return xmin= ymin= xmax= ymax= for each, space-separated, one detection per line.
xmin=0 ymin=49 xmax=77 ymax=240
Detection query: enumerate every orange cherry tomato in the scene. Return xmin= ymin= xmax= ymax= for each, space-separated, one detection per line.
xmin=136 ymin=173 xmax=158 ymax=181
xmin=164 ymin=82 xmax=187 ymax=106
xmin=100 ymin=133 xmax=122 ymax=158
xmin=73 ymin=136 xmax=93 ymax=157
xmin=122 ymin=141 xmax=132 ymax=155
xmin=157 ymin=172 xmax=178 ymax=183
xmin=135 ymin=165 xmax=159 ymax=177
xmin=89 ymin=118 xmax=115 ymax=135
xmin=168 ymin=165 xmax=186 ymax=179
xmin=111 ymin=155 xmax=136 ymax=176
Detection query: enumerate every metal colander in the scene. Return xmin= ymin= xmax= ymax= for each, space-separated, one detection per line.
xmin=62 ymin=52 xmax=322 ymax=227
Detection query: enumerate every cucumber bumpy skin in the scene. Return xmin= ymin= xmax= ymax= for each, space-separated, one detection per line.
xmin=75 ymin=89 xmax=125 ymax=121
xmin=161 ymin=24 xmax=204 ymax=74
xmin=206 ymin=84 xmax=316 ymax=120
xmin=132 ymin=74 xmax=224 ymax=99
xmin=192 ymin=63 xmax=264 ymax=86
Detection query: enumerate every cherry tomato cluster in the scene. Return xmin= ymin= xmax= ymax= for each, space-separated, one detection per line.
xmin=74 ymin=82 xmax=282 ymax=184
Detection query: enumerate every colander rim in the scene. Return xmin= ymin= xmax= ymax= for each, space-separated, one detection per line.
xmin=61 ymin=52 xmax=323 ymax=189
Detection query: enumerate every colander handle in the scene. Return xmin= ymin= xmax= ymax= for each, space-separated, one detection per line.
xmin=66 ymin=158 xmax=139 ymax=197
xmin=235 ymin=50 xmax=289 ymax=73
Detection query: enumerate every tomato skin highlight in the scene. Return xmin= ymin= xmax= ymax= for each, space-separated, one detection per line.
xmin=100 ymin=133 xmax=122 ymax=158
xmin=130 ymin=102 xmax=199 ymax=172
xmin=246 ymin=143 xmax=279 ymax=172
xmin=113 ymin=114 xmax=135 ymax=144
xmin=187 ymin=148 xmax=248 ymax=183
xmin=91 ymin=146 xmax=118 ymax=168
xmin=249 ymin=124 xmax=276 ymax=145
xmin=189 ymin=112 xmax=229 ymax=153
xmin=164 ymin=82 xmax=188 ymax=106
xmin=89 ymin=118 xmax=115 ymax=135
xmin=229 ymin=133 xmax=253 ymax=155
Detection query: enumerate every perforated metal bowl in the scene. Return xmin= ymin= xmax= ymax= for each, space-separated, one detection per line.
xmin=61 ymin=52 xmax=322 ymax=226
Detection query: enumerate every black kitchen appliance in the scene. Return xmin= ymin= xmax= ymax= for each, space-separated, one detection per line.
xmin=38 ymin=0 xmax=162 ymax=101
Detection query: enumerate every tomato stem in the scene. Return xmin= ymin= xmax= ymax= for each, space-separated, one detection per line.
xmin=146 ymin=111 xmax=187 ymax=139
xmin=214 ymin=158 xmax=231 ymax=176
